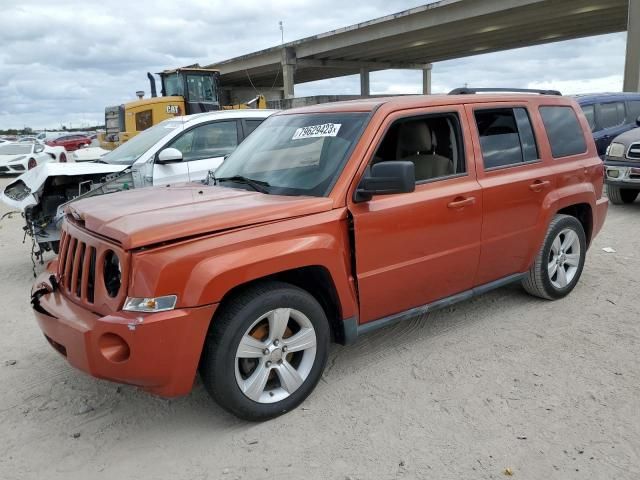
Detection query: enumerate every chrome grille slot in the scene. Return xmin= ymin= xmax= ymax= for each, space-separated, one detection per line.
xmin=628 ymin=143 xmax=640 ymax=160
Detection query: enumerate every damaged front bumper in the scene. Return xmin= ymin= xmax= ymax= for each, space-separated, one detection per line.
xmin=31 ymin=265 xmax=216 ymax=397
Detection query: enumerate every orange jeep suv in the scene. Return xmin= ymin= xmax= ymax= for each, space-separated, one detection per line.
xmin=31 ymin=89 xmax=608 ymax=420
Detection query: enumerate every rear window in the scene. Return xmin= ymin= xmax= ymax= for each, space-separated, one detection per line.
xmin=596 ymin=102 xmax=625 ymax=129
xmin=539 ymin=106 xmax=587 ymax=158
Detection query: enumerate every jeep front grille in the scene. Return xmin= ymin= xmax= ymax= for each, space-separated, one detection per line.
xmin=57 ymin=221 xmax=127 ymax=314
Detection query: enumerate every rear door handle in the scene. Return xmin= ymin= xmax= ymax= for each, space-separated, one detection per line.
xmin=447 ymin=196 xmax=476 ymax=209
xmin=529 ymin=180 xmax=550 ymax=192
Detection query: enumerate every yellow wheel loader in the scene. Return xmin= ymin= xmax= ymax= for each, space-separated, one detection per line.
xmin=101 ymin=66 xmax=266 ymax=149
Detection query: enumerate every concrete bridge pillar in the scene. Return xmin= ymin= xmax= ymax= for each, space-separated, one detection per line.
xmin=360 ymin=68 xmax=370 ymax=96
xmin=623 ymin=0 xmax=640 ymax=92
xmin=281 ymin=47 xmax=296 ymax=99
xmin=422 ymin=64 xmax=433 ymax=94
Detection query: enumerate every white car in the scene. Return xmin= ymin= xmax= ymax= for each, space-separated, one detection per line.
xmin=2 ymin=109 xmax=275 ymax=255
xmin=0 ymin=142 xmax=67 ymax=175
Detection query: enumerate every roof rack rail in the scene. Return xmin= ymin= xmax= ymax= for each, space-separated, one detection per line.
xmin=448 ymin=87 xmax=562 ymax=96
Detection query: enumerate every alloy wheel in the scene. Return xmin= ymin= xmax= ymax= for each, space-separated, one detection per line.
xmin=235 ymin=308 xmax=317 ymax=404
xmin=547 ymin=228 xmax=581 ymax=289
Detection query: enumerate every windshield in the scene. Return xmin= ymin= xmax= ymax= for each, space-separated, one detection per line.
xmin=0 ymin=144 xmax=32 ymax=155
xmin=214 ymin=113 xmax=368 ymax=196
xmin=101 ymin=120 xmax=183 ymax=165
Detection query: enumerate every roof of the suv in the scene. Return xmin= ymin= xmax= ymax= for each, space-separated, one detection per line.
xmin=278 ymin=94 xmax=575 ymax=115
xmin=173 ymin=109 xmax=277 ymax=125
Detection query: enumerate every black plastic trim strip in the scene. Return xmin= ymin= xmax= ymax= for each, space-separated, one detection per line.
xmin=345 ymin=272 xmax=527 ymax=342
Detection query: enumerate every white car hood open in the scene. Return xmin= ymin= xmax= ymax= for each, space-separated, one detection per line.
xmin=1 ymin=162 xmax=128 ymax=210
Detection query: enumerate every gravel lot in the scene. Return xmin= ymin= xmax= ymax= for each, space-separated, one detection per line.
xmin=1 ymin=175 xmax=638 ymax=480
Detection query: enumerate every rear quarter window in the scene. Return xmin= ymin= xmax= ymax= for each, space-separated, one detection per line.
xmin=539 ymin=106 xmax=587 ymax=158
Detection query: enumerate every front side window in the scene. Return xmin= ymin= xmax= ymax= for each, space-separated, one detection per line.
xmin=371 ymin=112 xmax=465 ymax=182
xmin=475 ymin=107 xmax=539 ymax=169
xmin=214 ymin=113 xmax=369 ymax=197
xmin=539 ymin=106 xmax=587 ymax=158
xmin=167 ymin=121 xmax=238 ymax=161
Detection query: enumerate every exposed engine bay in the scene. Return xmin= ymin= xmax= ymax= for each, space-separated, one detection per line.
xmin=21 ymin=169 xmax=133 ymax=255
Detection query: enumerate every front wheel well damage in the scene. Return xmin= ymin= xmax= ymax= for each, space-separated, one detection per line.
xmin=214 ymin=266 xmax=346 ymax=344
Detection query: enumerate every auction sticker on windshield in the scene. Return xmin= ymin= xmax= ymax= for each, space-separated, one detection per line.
xmin=292 ymin=123 xmax=341 ymax=140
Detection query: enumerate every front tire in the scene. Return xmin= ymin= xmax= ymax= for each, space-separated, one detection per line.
xmin=522 ymin=214 xmax=586 ymax=300
xmin=200 ymin=281 xmax=330 ymax=421
xmin=608 ymin=185 xmax=638 ymax=204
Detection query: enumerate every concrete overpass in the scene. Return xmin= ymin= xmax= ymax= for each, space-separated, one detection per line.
xmin=206 ymin=0 xmax=639 ymax=102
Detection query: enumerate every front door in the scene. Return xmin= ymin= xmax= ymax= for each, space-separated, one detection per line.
xmin=153 ymin=120 xmax=240 ymax=185
xmin=349 ymin=107 xmax=482 ymax=323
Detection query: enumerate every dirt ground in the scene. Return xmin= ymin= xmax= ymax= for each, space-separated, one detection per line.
xmin=0 ymin=175 xmax=638 ymax=480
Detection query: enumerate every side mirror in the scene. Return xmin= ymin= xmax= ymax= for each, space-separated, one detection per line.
xmin=355 ymin=161 xmax=415 ymax=202
xmin=636 ymin=115 xmax=640 ymax=127
xmin=34 ymin=144 xmax=44 ymax=154
xmin=157 ymin=147 xmax=183 ymax=164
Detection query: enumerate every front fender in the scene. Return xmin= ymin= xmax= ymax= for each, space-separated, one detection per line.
xmin=128 ymin=209 xmax=358 ymax=320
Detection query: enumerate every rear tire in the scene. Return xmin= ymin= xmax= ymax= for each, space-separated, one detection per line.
xmin=200 ymin=281 xmax=330 ymax=421
xmin=522 ymin=214 xmax=586 ymax=300
xmin=608 ymin=185 xmax=638 ymax=204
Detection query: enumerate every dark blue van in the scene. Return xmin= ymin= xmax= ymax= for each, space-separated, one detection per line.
xmin=573 ymin=93 xmax=640 ymax=157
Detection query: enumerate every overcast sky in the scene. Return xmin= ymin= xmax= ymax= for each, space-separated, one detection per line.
xmin=0 ymin=0 xmax=627 ymax=130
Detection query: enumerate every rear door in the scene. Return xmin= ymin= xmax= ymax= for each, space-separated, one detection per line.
xmin=349 ymin=105 xmax=482 ymax=323
xmin=466 ymin=103 xmax=554 ymax=286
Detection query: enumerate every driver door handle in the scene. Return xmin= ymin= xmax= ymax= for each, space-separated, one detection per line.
xmin=447 ymin=196 xmax=476 ymax=209
xmin=529 ymin=180 xmax=550 ymax=192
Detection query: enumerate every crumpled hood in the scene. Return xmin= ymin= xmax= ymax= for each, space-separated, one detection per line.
xmin=1 ymin=162 xmax=128 ymax=210
xmin=67 ymin=184 xmax=334 ymax=249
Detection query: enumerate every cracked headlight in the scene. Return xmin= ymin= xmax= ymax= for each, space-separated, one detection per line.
xmin=3 ymin=180 xmax=31 ymax=201
xmin=123 ymin=295 xmax=177 ymax=312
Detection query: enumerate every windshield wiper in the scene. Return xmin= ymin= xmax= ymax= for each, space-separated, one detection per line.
xmin=215 ymin=175 xmax=270 ymax=194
